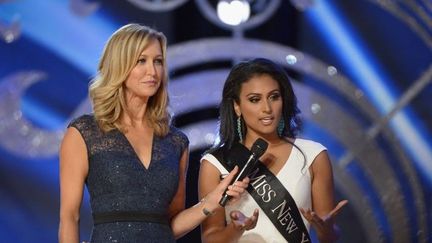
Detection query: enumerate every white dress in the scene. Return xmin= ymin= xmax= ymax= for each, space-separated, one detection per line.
xmin=201 ymin=138 xmax=326 ymax=243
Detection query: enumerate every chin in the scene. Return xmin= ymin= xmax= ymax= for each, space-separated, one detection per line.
xmin=142 ymin=89 xmax=159 ymax=97
xmin=256 ymin=130 xmax=277 ymax=138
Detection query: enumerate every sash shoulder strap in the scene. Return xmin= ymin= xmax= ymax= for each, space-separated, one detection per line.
xmin=210 ymin=143 xmax=251 ymax=171
xmin=210 ymin=143 xmax=311 ymax=243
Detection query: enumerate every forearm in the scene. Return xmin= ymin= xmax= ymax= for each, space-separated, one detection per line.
xmin=58 ymin=218 xmax=79 ymax=243
xmin=202 ymin=222 xmax=244 ymax=243
xmin=318 ymin=224 xmax=340 ymax=243
xmin=171 ymin=201 xmax=212 ymax=239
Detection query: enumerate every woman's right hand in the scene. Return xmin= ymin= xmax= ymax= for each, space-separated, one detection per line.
xmin=199 ymin=160 xmax=255 ymax=242
xmin=200 ymin=166 xmax=250 ymax=213
xmin=230 ymin=209 xmax=259 ymax=231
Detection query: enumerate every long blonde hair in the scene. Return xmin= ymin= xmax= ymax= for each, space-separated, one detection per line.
xmin=89 ymin=23 xmax=170 ymax=136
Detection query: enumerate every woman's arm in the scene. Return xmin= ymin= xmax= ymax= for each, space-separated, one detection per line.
xmin=59 ymin=127 xmax=89 ymax=243
xmin=169 ymin=151 xmax=250 ymax=239
xmin=311 ymin=151 xmax=335 ymax=217
xmin=168 ymin=148 xmax=189 ymax=238
xmin=305 ymin=150 xmax=346 ymax=243
xmin=198 ymin=160 xmax=257 ymax=243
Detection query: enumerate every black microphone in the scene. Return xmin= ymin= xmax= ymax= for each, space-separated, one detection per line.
xmin=219 ymin=138 xmax=268 ymax=206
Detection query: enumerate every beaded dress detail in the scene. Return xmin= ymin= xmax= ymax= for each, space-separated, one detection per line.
xmin=68 ymin=114 xmax=189 ymax=243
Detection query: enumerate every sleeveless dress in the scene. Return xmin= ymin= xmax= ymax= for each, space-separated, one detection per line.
xmin=68 ymin=114 xmax=189 ymax=243
xmin=201 ymin=139 xmax=326 ymax=243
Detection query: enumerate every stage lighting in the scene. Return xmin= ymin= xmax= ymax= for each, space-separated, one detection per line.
xmin=216 ymin=0 xmax=250 ymax=26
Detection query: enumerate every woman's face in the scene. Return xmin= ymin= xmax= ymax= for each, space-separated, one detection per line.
xmin=234 ymin=74 xmax=283 ymax=139
xmin=124 ymin=38 xmax=164 ymax=101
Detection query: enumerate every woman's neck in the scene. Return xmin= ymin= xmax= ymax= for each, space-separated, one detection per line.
xmin=121 ymin=107 xmax=148 ymax=129
xmin=244 ymin=133 xmax=285 ymax=148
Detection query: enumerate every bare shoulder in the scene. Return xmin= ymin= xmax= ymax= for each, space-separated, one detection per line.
xmin=310 ymin=149 xmax=333 ymax=184
xmin=200 ymin=158 xmax=221 ymax=174
xmin=60 ymin=127 xmax=88 ymax=174
xmin=313 ymin=150 xmax=332 ymax=168
xmin=61 ymin=127 xmax=86 ymax=152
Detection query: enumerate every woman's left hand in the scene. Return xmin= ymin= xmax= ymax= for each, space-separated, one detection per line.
xmin=300 ymin=200 xmax=348 ymax=242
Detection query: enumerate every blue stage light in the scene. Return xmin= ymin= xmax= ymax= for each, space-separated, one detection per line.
xmin=305 ymin=0 xmax=432 ymax=185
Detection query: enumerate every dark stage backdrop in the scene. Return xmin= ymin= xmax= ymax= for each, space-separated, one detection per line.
xmin=0 ymin=0 xmax=431 ymax=242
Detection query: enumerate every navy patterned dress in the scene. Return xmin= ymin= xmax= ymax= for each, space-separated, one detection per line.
xmin=68 ymin=114 xmax=189 ymax=243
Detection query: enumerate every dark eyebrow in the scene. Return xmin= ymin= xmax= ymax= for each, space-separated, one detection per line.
xmin=246 ymin=89 xmax=280 ymax=96
xmin=246 ymin=93 xmax=261 ymax=96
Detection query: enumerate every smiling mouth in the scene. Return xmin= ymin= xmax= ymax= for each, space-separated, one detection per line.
xmin=260 ymin=117 xmax=274 ymax=125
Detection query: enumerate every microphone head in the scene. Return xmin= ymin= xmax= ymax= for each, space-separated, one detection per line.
xmin=251 ymin=138 xmax=268 ymax=158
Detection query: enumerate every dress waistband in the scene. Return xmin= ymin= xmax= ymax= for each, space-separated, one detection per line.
xmin=93 ymin=211 xmax=169 ymax=225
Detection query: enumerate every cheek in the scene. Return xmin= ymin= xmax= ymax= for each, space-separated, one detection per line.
xmin=240 ymin=104 xmax=259 ymax=122
xmin=124 ymin=76 xmax=134 ymax=87
xmin=156 ymin=66 xmax=164 ymax=77
xmin=275 ymin=102 xmax=283 ymax=115
xmin=126 ymin=69 xmax=140 ymax=83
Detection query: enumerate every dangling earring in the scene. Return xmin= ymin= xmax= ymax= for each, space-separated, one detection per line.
xmin=277 ymin=119 xmax=285 ymax=137
xmin=237 ymin=116 xmax=243 ymax=143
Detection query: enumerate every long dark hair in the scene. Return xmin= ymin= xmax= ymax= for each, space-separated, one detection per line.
xmin=212 ymin=58 xmax=302 ymax=151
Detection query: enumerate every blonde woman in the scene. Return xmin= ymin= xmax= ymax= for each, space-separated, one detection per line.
xmin=58 ymin=23 xmax=252 ymax=243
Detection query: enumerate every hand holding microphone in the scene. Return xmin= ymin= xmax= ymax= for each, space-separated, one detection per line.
xmin=219 ymin=138 xmax=269 ymax=207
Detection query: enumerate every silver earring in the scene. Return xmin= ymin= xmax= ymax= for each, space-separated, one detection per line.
xmin=237 ymin=116 xmax=243 ymax=143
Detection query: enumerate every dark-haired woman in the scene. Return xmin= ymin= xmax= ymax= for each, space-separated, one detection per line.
xmin=199 ymin=58 xmax=347 ymax=243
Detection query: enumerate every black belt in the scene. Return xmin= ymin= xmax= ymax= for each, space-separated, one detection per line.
xmin=93 ymin=211 xmax=169 ymax=225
